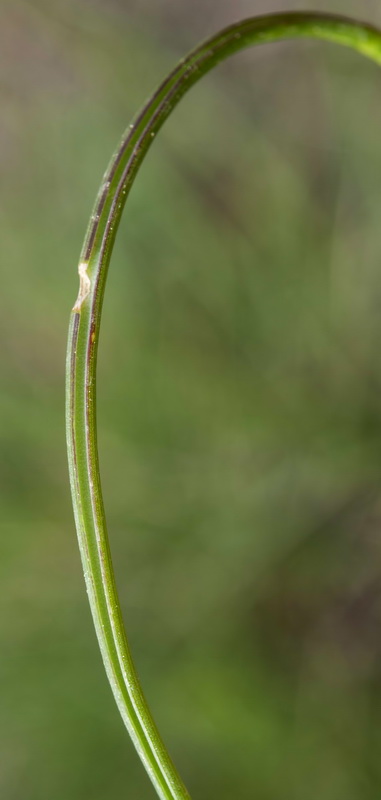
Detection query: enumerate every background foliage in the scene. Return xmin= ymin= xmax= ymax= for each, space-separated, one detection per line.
xmin=2 ymin=1 xmax=381 ymax=798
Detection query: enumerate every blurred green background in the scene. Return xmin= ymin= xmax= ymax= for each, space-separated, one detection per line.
xmin=2 ymin=0 xmax=381 ymax=797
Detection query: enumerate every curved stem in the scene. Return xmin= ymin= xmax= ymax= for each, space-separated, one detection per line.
xmin=66 ymin=12 xmax=381 ymax=800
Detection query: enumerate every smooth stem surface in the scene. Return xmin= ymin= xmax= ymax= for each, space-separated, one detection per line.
xmin=66 ymin=12 xmax=381 ymax=800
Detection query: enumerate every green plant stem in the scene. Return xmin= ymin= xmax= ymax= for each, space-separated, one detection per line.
xmin=66 ymin=12 xmax=381 ymax=800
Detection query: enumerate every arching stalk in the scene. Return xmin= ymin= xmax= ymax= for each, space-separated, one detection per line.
xmin=66 ymin=12 xmax=381 ymax=800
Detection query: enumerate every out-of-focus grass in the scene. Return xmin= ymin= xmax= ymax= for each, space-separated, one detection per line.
xmin=2 ymin=1 xmax=381 ymax=798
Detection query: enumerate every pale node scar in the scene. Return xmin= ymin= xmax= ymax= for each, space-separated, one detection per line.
xmin=73 ymin=262 xmax=91 ymax=312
